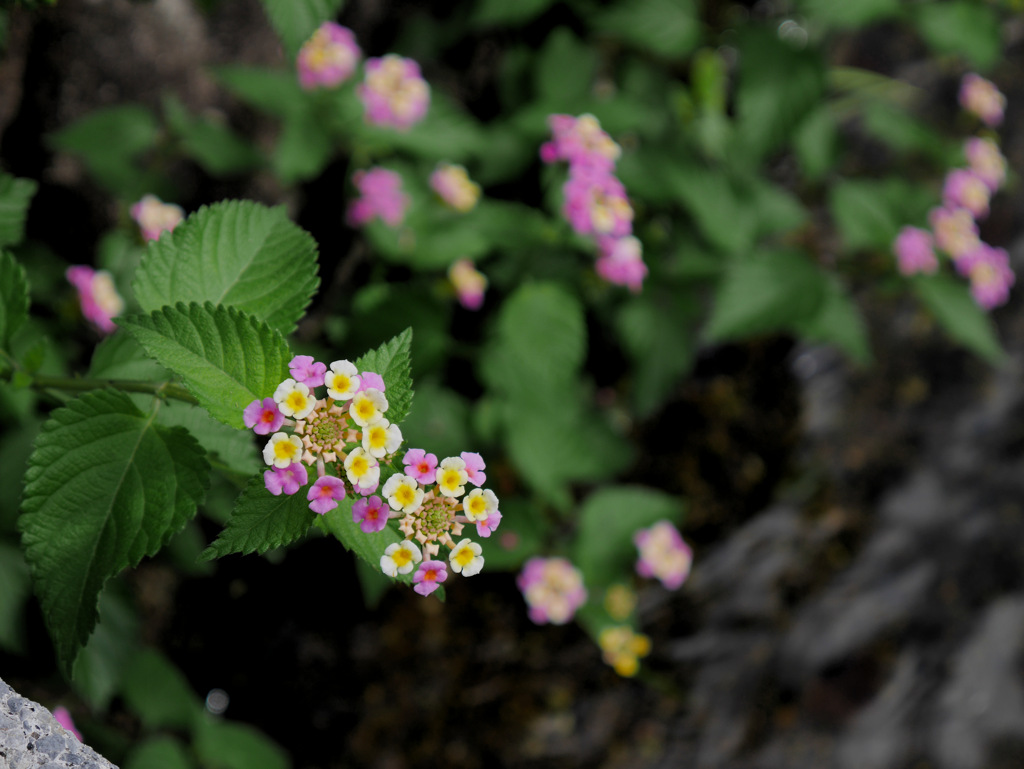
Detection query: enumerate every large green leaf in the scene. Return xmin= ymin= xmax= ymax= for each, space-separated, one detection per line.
xmin=133 ymin=201 xmax=319 ymax=335
xmin=19 ymin=389 xmax=209 ymax=674
xmin=912 ymin=273 xmax=1004 ymax=364
xmin=201 ymin=477 xmax=314 ymax=560
xmin=354 ymin=327 xmax=414 ymax=425
xmin=0 ymin=251 xmax=29 ymax=352
xmin=259 ymin=0 xmax=344 ymax=59
xmin=0 ymin=173 xmax=37 ymax=248
xmin=572 ymin=486 xmax=686 ymax=591
xmin=119 ymin=303 xmax=291 ymax=429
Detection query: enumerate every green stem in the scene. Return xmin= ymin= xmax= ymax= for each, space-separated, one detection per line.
xmin=27 ymin=374 xmax=199 ymax=404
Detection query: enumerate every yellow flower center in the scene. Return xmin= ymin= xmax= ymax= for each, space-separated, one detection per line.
xmin=274 ymin=440 xmax=298 ymax=461
xmin=350 ymin=456 xmax=368 ymax=475
xmin=454 ymin=546 xmax=474 ymax=567
xmin=286 ymin=391 xmax=308 ymax=412
xmin=393 ymin=548 xmax=412 ymax=568
xmin=395 ymin=485 xmax=416 ymax=507
xmin=468 ymin=496 xmax=487 ymax=516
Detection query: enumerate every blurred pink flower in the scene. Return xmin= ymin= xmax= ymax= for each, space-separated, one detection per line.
xmin=66 ymin=266 xmax=124 ymax=334
xmin=563 ymin=169 xmax=633 ymax=239
xmin=957 ymin=243 xmax=1015 ymax=310
xmin=130 ymin=195 xmax=183 ymax=242
xmin=297 ymin=22 xmax=361 ymax=90
xmin=965 ymin=137 xmax=1007 ymax=191
xmin=596 ymin=235 xmax=648 ymax=291
xmin=357 ymin=54 xmax=430 ymax=130
xmin=448 ymin=259 xmax=487 ymax=310
xmin=540 ymin=113 xmax=620 ymax=172
xmin=634 ymin=520 xmax=692 ymax=590
xmin=929 ymin=206 xmax=981 ymax=260
xmin=52 ymin=707 xmax=82 ymax=741
xmin=347 ymin=167 xmax=408 ymax=227
xmin=959 ymin=73 xmax=1006 ymax=127
xmin=942 ymin=169 xmax=991 ymax=219
xmin=517 ymin=557 xmax=587 ymax=625
xmin=430 ymin=163 xmax=480 ymax=213
xmin=893 ymin=226 xmax=939 ymax=276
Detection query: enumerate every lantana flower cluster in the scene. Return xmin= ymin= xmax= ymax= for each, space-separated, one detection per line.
xmin=347 ymin=168 xmax=409 ymax=227
xmin=893 ymin=74 xmax=1014 ymax=310
xmin=66 ymin=265 xmax=124 ymax=335
xmin=541 ymin=113 xmax=647 ymax=292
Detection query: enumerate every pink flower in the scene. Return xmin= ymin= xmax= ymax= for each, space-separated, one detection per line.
xmin=264 ymin=462 xmax=308 ymax=496
xmin=448 ymin=259 xmax=487 ymax=310
xmin=357 ymin=371 xmax=386 ymax=392
xmin=347 ymin=167 xmax=409 ymax=228
xmin=540 ymin=114 xmax=621 ymax=173
xmin=403 ymin=448 xmax=438 ymax=485
xmin=288 ymin=355 xmax=327 ymax=388
xmin=307 ymin=474 xmax=346 ymax=514
xmin=357 ymin=54 xmax=430 ymax=130
xmin=475 ymin=509 xmax=502 ymax=538
xmin=354 ymin=477 xmax=379 ymax=496
xmin=595 ymin=235 xmax=648 ymax=291
xmin=430 ymin=163 xmax=481 ymax=213
xmin=460 ymin=451 xmax=486 ymax=486
xmin=959 ymin=73 xmax=1006 ymax=127
xmin=957 ymin=243 xmax=1015 ymax=310
xmin=352 ymin=494 xmax=389 ymax=533
xmin=297 ymin=22 xmax=361 ymax=90
xmin=53 ymin=706 xmax=82 ymax=741
xmin=413 ymin=560 xmax=448 ymax=596
xmin=929 ymin=206 xmax=981 ymax=260
xmin=517 ymin=557 xmax=588 ymax=625
xmin=634 ymin=520 xmax=693 ymax=590
xmin=942 ymin=169 xmax=991 ymax=219
xmin=562 ymin=169 xmax=633 ymax=238
xmin=130 ymin=195 xmax=184 ymax=242
xmin=244 ymin=397 xmax=285 ymax=435
xmin=893 ymin=226 xmax=939 ymax=276
xmin=965 ymin=137 xmax=1007 ymax=191
xmin=66 ymin=265 xmax=124 ymax=334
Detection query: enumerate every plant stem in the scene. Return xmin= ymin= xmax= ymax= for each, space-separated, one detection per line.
xmin=27 ymin=374 xmax=199 ymax=404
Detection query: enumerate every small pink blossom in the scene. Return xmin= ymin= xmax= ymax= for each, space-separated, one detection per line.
xmin=460 ymin=451 xmax=486 ymax=486
xmin=563 ymin=169 xmax=633 ymax=239
xmin=965 ymin=137 xmax=1007 ymax=191
xmin=297 ymin=22 xmax=361 ymax=90
xmin=942 ymin=169 xmax=991 ymax=219
xmin=357 ymin=54 xmax=430 ymax=130
xmin=347 ymin=167 xmax=408 ymax=228
xmin=130 ymin=195 xmax=184 ymax=242
xmin=413 ymin=560 xmax=448 ymax=596
xmin=403 ymin=448 xmax=438 ymax=485
xmin=307 ymin=474 xmax=346 ymax=514
xmin=475 ymin=510 xmax=502 ymax=538
xmin=354 ymin=477 xmax=379 ymax=496
xmin=540 ymin=114 xmax=621 ymax=172
xmin=634 ymin=520 xmax=693 ymax=590
xmin=517 ymin=557 xmax=588 ymax=625
xmin=596 ymin=235 xmax=648 ymax=291
xmin=929 ymin=206 xmax=981 ymax=260
xmin=357 ymin=371 xmax=386 ymax=393
xmin=893 ymin=226 xmax=939 ymax=276
xmin=264 ymin=462 xmax=308 ymax=496
xmin=957 ymin=243 xmax=1015 ymax=310
xmin=244 ymin=397 xmax=285 ymax=435
xmin=448 ymin=259 xmax=487 ymax=310
xmin=959 ymin=73 xmax=1006 ymax=127
xmin=53 ymin=707 xmax=82 ymax=741
xmin=352 ymin=494 xmax=389 ymax=533
xmin=430 ymin=163 xmax=481 ymax=213
xmin=66 ymin=266 xmax=124 ymax=334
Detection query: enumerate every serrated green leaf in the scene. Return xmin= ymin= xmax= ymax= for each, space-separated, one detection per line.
xmin=572 ymin=486 xmax=686 ymax=591
xmin=0 ymin=173 xmax=37 ymax=248
xmin=354 ymin=327 xmax=414 ymax=425
xmin=0 ymin=251 xmax=29 ymax=351
xmin=19 ymin=389 xmax=209 ymax=674
xmin=912 ymin=273 xmax=1005 ymax=364
xmin=133 ymin=201 xmax=319 ymax=335
xmin=119 ymin=303 xmax=291 ymax=429
xmin=157 ymin=402 xmax=261 ymax=477
xmin=194 ymin=718 xmax=291 ymax=769
xmin=259 ymin=0 xmax=344 ymax=59
xmin=914 ymin=1 xmax=1001 ymax=71
xmin=202 ymin=476 xmax=314 ymax=560
xmin=313 ymin=497 xmax=419 ymax=587
xmin=125 ymin=736 xmax=196 ymax=769
xmin=593 ymin=0 xmax=700 ymax=60
xmin=121 ymin=648 xmax=203 ymax=730
xmin=88 ymin=330 xmax=170 ymax=381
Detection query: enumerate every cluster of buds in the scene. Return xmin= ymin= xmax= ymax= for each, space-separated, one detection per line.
xmin=598 ymin=626 xmax=651 ymax=677
xmin=346 ymin=168 xmax=409 ymax=227
xmin=541 ymin=113 xmax=647 ymax=292
xmin=130 ymin=195 xmax=184 ymax=242
xmin=296 ymin=22 xmax=361 ymax=90
xmin=66 ymin=265 xmax=124 ymax=335
xmin=893 ymin=74 xmax=1014 ymax=310
xmin=430 ymin=162 xmax=481 ymax=213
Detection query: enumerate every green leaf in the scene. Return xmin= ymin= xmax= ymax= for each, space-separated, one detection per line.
xmin=0 ymin=172 xmax=37 ymax=248
xmin=121 ymin=648 xmax=203 ymax=730
xmin=0 ymin=251 xmax=29 ymax=351
xmin=71 ymin=588 xmax=140 ymax=711
xmin=19 ymin=389 xmax=209 ymax=674
xmin=705 ymin=249 xmax=829 ymax=341
xmin=201 ymin=477 xmax=314 ymax=560
xmin=158 ymin=403 xmax=261 ymax=477
xmin=126 ymin=737 xmax=196 ymax=769
xmin=914 ymin=1 xmax=1001 ymax=71
xmin=274 ymin=111 xmax=335 ymax=184
xmin=0 ymin=540 xmax=30 ymax=653
xmin=912 ymin=273 xmax=1005 ymax=364
xmin=194 ymin=718 xmax=290 ymax=769
xmin=354 ymin=327 xmax=414 ymax=425
xmin=792 ymin=275 xmax=872 ymax=365
xmin=133 ymin=201 xmax=319 ymax=336
xmin=593 ymin=0 xmax=700 ymax=60
xmin=119 ymin=303 xmax=291 ymax=429
xmin=89 ymin=330 xmax=169 ymax=382
xmin=214 ymin=66 xmax=309 ymax=119
xmin=829 ymin=179 xmax=900 ymax=253
xmin=793 ymin=105 xmax=839 ymax=181
xmin=359 ymin=95 xmax=486 ymax=162
xmin=162 ymin=94 xmax=262 ymax=177
xmin=534 ymin=28 xmax=596 ymax=107
xmin=664 ymin=161 xmax=758 ymax=255
xmin=799 ymin=0 xmax=899 ymax=29
xmin=573 ymin=486 xmax=685 ymax=591
xmin=259 ymin=0 xmax=344 ymax=59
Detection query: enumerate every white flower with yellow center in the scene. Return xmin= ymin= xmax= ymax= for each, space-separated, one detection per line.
xmin=362 ymin=418 xmax=402 ymax=458
xmin=380 ymin=540 xmax=422 ymax=577
xmin=262 ymin=432 xmax=304 ymax=468
xmin=382 ymin=473 xmax=424 ymax=514
xmin=435 ymin=456 xmax=468 ymax=498
xmin=344 ymin=447 xmax=378 ymax=487
xmin=462 ymin=488 xmax=499 ymax=522
xmin=324 ymin=360 xmax=361 ymax=401
xmin=449 ymin=538 xmax=484 ymax=577
xmin=350 ymin=388 xmax=388 ymax=427
xmin=273 ymin=378 xmax=316 ymax=419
